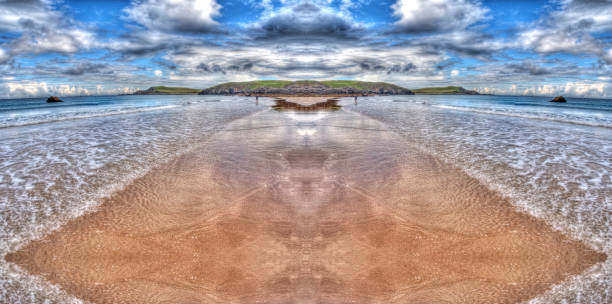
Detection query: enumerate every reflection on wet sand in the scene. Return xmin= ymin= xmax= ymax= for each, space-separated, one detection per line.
xmin=272 ymin=97 xmax=341 ymax=112
xmin=6 ymin=99 xmax=606 ymax=303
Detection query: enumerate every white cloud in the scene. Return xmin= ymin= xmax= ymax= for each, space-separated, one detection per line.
xmin=124 ymin=0 xmax=221 ymax=33
xmin=154 ymin=69 xmax=163 ymax=77
xmin=517 ymin=0 xmax=612 ymax=58
xmin=0 ymin=0 xmax=95 ymax=56
xmin=451 ymin=69 xmax=459 ymax=77
xmin=604 ymin=49 xmax=612 ymax=64
xmin=10 ymin=28 xmax=94 ymax=55
xmin=0 ymin=80 xmax=138 ymax=99
xmin=477 ymin=81 xmax=612 ymax=98
xmin=250 ymin=1 xmax=365 ymax=40
xmin=0 ymin=80 xmax=88 ymax=98
xmin=0 ymin=48 xmax=8 ymax=64
xmin=0 ymin=0 xmax=53 ymax=32
xmin=518 ymin=28 xmax=601 ymax=55
xmin=166 ymin=43 xmax=446 ymax=82
xmin=554 ymin=0 xmax=612 ymax=33
xmin=392 ymin=0 xmax=488 ymax=33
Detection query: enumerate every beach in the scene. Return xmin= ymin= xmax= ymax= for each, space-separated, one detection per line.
xmin=1 ymin=95 xmax=610 ymax=303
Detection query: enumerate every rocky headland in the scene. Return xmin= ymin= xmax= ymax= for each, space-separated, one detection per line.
xmin=412 ymin=86 xmax=480 ymax=95
xmin=130 ymin=82 xmax=484 ymax=97
xmin=199 ymin=80 xmax=414 ymax=96
xmin=132 ymin=86 xmax=201 ymax=95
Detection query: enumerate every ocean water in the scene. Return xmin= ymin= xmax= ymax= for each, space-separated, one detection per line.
xmin=0 ymin=95 xmax=261 ymax=302
xmin=349 ymin=95 xmax=611 ymax=303
xmin=0 ymin=94 xmax=610 ymax=303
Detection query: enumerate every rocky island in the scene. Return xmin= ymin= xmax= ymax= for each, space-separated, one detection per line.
xmin=549 ymin=96 xmax=567 ymax=103
xmin=412 ymin=86 xmax=480 ymax=95
xmin=46 ymin=96 xmax=64 ymax=103
xmin=132 ymin=86 xmax=201 ymax=95
xmin=129 ymin=82 xmax=483 ymax=97
xmin=199 ymin=80 xmax=414 ymax=96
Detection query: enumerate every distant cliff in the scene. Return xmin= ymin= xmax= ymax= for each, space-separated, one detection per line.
xmin=132 ymin=86 xmax=201 ymax=95
xmin=199 ymin=80 xmax=414 ymax=96
xmin=412 ymin=86 xmax=480 ymax=95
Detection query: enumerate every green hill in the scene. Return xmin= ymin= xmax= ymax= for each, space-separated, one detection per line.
xmin=205 ymin=80 xmax=407 ymax=91
xmin=133 ymin=86 xmax=201 ymax=95
xmin=412 ymin=86 xmax=479 ymax=95
xmin=131 ymin=83 xmax=479 ymax=96
xmin=201 ymin=80 xmax=414 ymax=96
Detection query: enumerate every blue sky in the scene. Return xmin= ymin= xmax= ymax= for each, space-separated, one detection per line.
xmin=0 ymin=0 xmax=611 ymax=98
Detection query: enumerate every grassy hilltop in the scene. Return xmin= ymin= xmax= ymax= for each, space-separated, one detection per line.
xmin=412 ymin=86 xmax=479 ymax=95
xmin=205 ymin=80 xmax=409 ymax=91
xmin=131 ymin=82 xmax=480 ymax=96
xmin=133 ymin=86 xmax=201 ymax=95
xmin=201 ymin=80 xmax=414 ymax=96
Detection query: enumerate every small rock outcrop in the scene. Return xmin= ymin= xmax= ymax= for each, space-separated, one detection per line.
xmin=46 ymin=96 xmax=63 ymax=103
xmin=549 ymin=96 xmax=567 ymax=103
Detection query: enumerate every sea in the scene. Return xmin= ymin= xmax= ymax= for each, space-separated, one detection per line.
xmin=0 ymin=94 xmax=610 ymax=303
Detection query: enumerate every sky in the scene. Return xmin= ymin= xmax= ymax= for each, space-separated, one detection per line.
xmin=0 ymin=0 xmax=611 ymax=98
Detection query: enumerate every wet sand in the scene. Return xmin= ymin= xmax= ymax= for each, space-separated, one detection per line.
xmin=272 ymin=98 xmax=341 ymax=112
xmin=5 ymin=98 xmax=606 ymax=303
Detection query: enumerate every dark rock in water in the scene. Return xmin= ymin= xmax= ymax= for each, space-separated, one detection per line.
xmin=549 ymin=96 xmax=567 ymax=103
xmin=46 ymin=96 xmax=63 ymax=103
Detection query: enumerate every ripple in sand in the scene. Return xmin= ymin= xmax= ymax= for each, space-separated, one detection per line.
xmin=5 ymin=106 xmax=605 ymax=303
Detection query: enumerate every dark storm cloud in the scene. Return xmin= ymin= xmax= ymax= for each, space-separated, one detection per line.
xmin=251 ymin=2 xmax=365 ymax=40
xmin=388 ymin=63 xmax=416 ymax=74
xmin=1 ymin=0 xmax=611 ymax=99
xmin=196 ymin=63 xmax=224 ymax=73
xmin=357 ymin=59 xmax=386 ymax=72
xmin=251 ymin=57 xmax=352 ymax=74
xmin=64 ymin=62 xmax=111 ymax=76
xmin=109 ymin=31 xmax=219 ymax=58
xmin=392 ymin=29 xmax=503 ymax=60
xmin=436 ymin=59 xmax=460 ymax=70
xmin=193 ymin=58 xmax=257 ymax=75
xmin=191 ymin=56 xmax=341 ymax=76
xmin=505 ymin=63 xmax=551 ymax=76
xmin=517 ymin=0 xmax=612 ymax=60
xmin=122 ymin=0 xmax=222 ymax=34
xmin=0 ymin=0 xmax=46 ymax=32
xmin=0 ymin=0 xmax=94 ymax=57
xmin=354 ymin=58 xmax=417 ymax=74
xmin=391 ymin=0 xmax=488 ymax=34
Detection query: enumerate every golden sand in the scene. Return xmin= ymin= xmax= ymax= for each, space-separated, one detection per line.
xmin=5 ymin=106 xmax=605 ymax=303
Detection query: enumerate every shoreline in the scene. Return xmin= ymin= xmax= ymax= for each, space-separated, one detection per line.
xmin=5 ymin=103 xmax=605 ymax=303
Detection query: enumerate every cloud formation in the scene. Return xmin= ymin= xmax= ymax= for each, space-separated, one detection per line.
xmin=478 ymin=81 xmax=612 ymax=99
xmin=251 ymin=1 xmax=364 ymax=40
xmin=1 ymin=80 xmax=93 ymax=98
xmin=392 ymin=0 xmax=488 ymax=33
xmin=505 ymin=62 xmax=551 ymax=76
xmin=517 ymin=0 xmax=612 ymax=60
xmin=0 ymin=0 xmax=94 ymax=57
xmin=124 ymin=0 xmax=222 ymax=33
xmin=0 ymin=48 xmax=8 ymax=64
xmin=64 ymin=62 xmax=112 ymax=76
xmin=1 ymin=0 xmax=612 ymax=98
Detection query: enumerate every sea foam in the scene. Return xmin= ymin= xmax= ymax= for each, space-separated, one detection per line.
xmin=0 ymin=95 xmax=261 ymax=302
xmin=348 ymin=95 xmax=611 ymax=303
